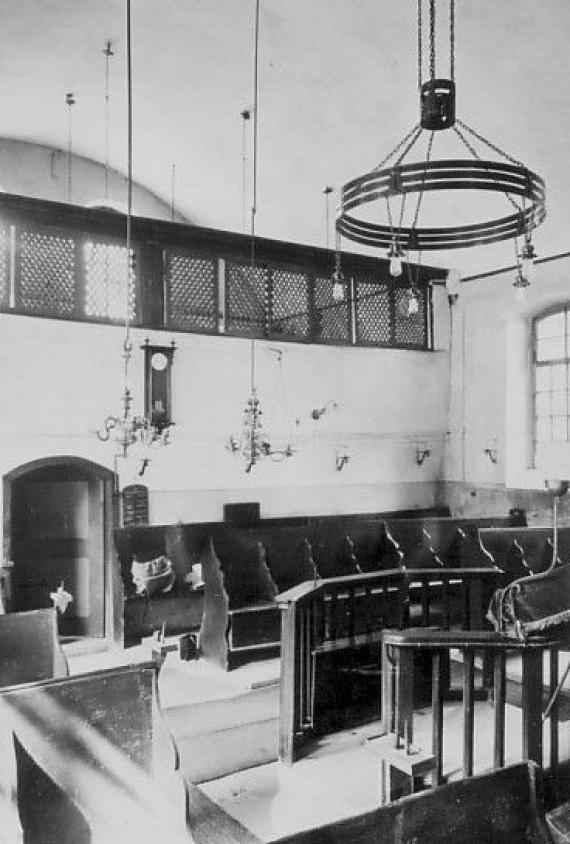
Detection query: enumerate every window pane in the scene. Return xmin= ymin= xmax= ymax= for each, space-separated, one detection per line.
xmin=552 ymin=363 xmax=567 ymax=390
xmin=535 ymin=366 xmax=551 ymax=392
xmin=552 ymin=392 xmax=568 ymax=415
xmin=536 ymin=311 xmax=565 ymax=339
xmin=536 ymin=336 xmax=566 ymax=362
xmin=535 ymin=392 xmax=550 ymax=416
xmin=536 ymin=416 xmax=551 ymax=442
xmin=552 ymin=416 xmax=568 ymax=441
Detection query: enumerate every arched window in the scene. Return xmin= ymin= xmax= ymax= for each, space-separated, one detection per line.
xmin=533 ymin=307 xmax=570 ymax=450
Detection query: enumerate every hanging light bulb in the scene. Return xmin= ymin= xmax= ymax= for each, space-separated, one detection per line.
xmin=521 ymin=235 xmax=536 ymax=284
xmin=397 ymin=286 xmax=420 ymax=318
xmin=331 ymin=227 xmax=346 ymax=302
xmin=407 ymin=287 xmax=419 ymax=316
xmin=332 ymin=268 xmax=345 ymax=302
xmin=388 ymin=239 xmax=404 ymax=277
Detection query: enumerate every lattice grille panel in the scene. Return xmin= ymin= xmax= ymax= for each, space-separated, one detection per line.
xmin=270 ymin=269 xmax=310 ymax=338
xmin=355 ymin=281 xmax=392 ymax=344
xmin=226 ymin=261 xmax=268 ymax=336
xmin=313 ymin=276 xmax=350 ymax=342
xmin=0 ymin=226 xmax=8 ymax=308
xmin=84 ymin=241 xmax=137 ymax=321
xmin=17 ymin=229 xmax=75 ymax=315
xmin=166 ymin=251 xmax=218 ymax=332
xmin=394 ymin=287 xmax=428 ymax=347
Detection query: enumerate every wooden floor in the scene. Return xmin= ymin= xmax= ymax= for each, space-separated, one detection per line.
xmin=66 ymin=644 xmax=570 ymax=844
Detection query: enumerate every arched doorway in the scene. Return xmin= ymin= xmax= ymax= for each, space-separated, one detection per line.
xmin=4 ymin=457 xmax=116 ymax=640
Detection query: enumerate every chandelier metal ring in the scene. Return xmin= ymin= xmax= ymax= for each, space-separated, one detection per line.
xmin=337 ymin=158 xmax=546 ymax=251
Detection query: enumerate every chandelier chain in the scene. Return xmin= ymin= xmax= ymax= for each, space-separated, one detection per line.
xmin=429 ymin=0 xmax=436 ymax=80
xmin=455 ymin=118 xmax=522 ymax=167
xmin=450 ymin=0 xmax=455 ymax=81
xmin=417 ymin=0 xmax=422 ymax=90
xmin=372 ymin=124 xmax=421 ymax=173
xmin=452 ymin=124 xmax=522 ymax=215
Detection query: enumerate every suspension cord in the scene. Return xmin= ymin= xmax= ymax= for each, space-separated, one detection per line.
xmin=250 ymin=0 xmax=260 ymax=393
xmin=124 ymin=0 xmax=133 ymax=381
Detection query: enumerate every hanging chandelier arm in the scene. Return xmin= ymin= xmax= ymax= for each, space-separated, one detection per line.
xmin=452 ymin=125 xmax=522 ymax=214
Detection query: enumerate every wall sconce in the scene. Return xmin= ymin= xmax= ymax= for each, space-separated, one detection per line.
xmin=415 ymin=447 xmax=431 ymax=466
xmin=483 ymin=448 xmax=498 ymax=464
xmin=311 ymin=399 xmax=338 ymax=421
xmin=335 ymin=449 xmax=350 ymax=471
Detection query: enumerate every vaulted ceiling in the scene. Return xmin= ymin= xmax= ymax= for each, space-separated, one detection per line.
xmin=1 ymin=0 xmax=568 ymax=277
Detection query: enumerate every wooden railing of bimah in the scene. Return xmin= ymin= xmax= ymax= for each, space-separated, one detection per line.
xmin=378 ymin=629 xmax=561 ymax=790
xmin=277 ymin=570 xmax=405 ymax=766
xmin=276 ymin=566 xmax=505 ymax=765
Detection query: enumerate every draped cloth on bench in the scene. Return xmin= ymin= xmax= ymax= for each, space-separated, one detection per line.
xmin=487 ymin=562 xmax=570 ymax=639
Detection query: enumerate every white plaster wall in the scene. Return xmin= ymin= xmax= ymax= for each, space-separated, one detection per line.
xmin=0 ymin=139 xmax=187 ymax=222
xmin=0 ymin=310 xmax=449 ymax=528
xmin=445 ymin=255 xmax=570 ymax=494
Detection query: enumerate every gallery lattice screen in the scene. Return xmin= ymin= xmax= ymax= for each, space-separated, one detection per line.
xmin=0 ymin=196 xmax=435 ymax=350
xmin=84 ymin=241 xmax=137 ymax=322
xmin=166 ymin=250 xmax=218 ymax=333
xmin=16 ymin=228 xmax=76 ymax=316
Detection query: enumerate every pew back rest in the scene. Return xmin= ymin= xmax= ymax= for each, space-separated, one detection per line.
xmin=0 ymin=608 xmax=68 ymax=687
xmin=252 ymin=527 xmax=316 ymax=592
xmin=479 ymin=526 xmax=570 ymax=576
xmin=307 ymin=524 xmax=361 ymax=578
xmin=206 ymin=526 xmax=278 ymax=610
xmin=343 ymin=520 xmax=402 ymax=572
xmin=277 ymin=761 xmax=552 ymax=844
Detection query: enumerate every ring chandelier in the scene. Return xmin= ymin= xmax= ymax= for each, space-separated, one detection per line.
xmin=335 ymin=0 xmax=546 ymax=289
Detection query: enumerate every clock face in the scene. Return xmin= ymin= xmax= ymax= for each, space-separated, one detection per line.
xmin=151 ymin=351 xmax=169 ymax=372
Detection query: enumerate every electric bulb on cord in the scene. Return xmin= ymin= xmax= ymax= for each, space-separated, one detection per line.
xmin=388 ymin=240 xmax=403 ymax=278
xmin=331 ymin=268 xmax=345 ymax=302
xmin=521 ymin=238 xmax=536 ymax=284
xmin=407 ymin=288 xmax=419 ymax=316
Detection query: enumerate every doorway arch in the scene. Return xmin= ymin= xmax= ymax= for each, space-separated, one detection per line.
xmin=3 ymin=456 xmax=119 ymax=642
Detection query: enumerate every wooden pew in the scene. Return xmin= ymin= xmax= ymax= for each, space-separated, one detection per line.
xmin=480 ymin=526 xmax=570 ymax=581
xmin=198 ymin=526 xmax=280 ymax=670
xmin=0 ymin=608 xmax=68 ymax=687
xmin=252 ymin=526 xmax=317 ymax=592
xmin=0 ymin=663 xmax=193 ymax=844
xmin=275 ymin=761 xmax=555 ymax=844
xmin=114 ymin=523 xmax=207 ymax=644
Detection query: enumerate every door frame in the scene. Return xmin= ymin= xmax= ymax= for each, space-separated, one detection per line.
xmin=3 ymin=456 xmax=122 ymax=645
